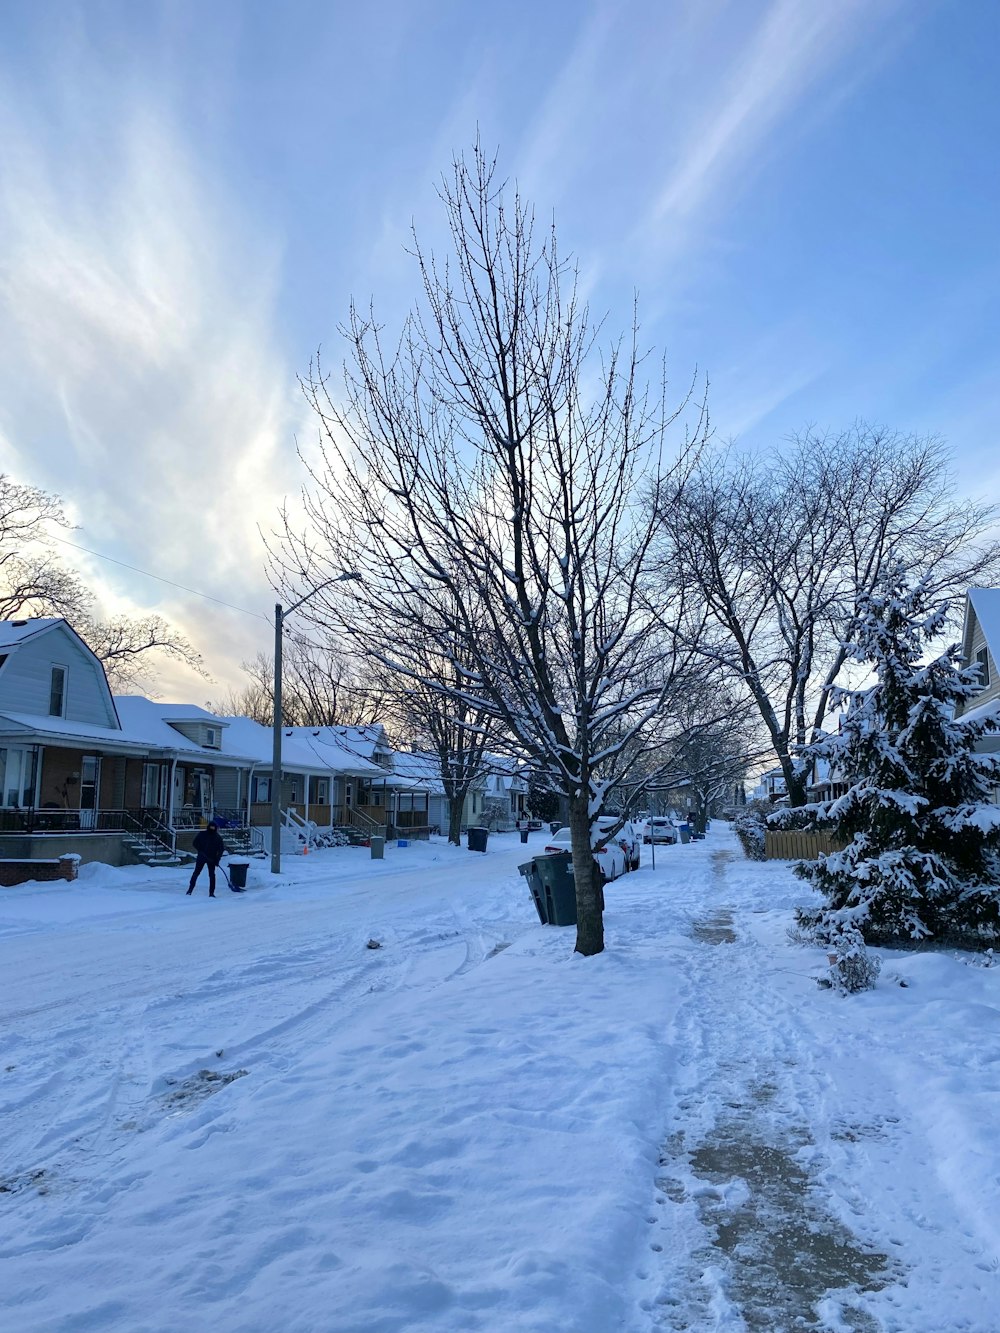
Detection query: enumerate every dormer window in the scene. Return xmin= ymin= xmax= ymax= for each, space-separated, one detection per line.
xmin=205 ymin=726 xmax=220 ymax=749
xmin=49 ymin=665 xmax=67 ymax=717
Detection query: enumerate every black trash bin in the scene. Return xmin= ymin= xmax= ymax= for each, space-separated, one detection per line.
xmin=467 ymin=826 xmax=489 ymax=853
xmin=519 ymin=829 xmax=530 ymax=844
xmin=533 ymin=852 xmax=577 ymax=926
xmin=518 ymin=859 xmax=548 ymax=923
xmin=228 ymin=860 xmax=249 ymax=891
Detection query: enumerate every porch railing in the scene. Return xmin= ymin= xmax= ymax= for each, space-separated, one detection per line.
xmin=0 ymin=808 xmax=175 ymax=843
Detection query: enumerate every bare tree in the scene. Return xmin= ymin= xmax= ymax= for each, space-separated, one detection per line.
xmin=659 ymin=427 xmax=1000 ymax=805
xmin=213 ymin=640 xmax=386 ymax=728
xmin=0 ymin=473 xmax=206 ymax=693
xmin=273 ymin=145 xmax=708 ymax=955
xmin=84 ymin=614 xmax=207 ymax=693
xmin=0 ymin=474 xmax=90 ymax=621
xmin=383 ymin=643 xmax=498 ymax=846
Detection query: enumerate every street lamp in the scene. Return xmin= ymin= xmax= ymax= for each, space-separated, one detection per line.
xmin=271 ymin=572 xmax=361 ymax=874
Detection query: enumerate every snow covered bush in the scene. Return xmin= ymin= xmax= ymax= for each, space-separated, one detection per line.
xmin=825 ymin=922 xmax=882 ymax=994
xmin=733 ymin=803 xmax=769 ymax=860
xmin=793 ymin=568 xmax=1000 ymax=949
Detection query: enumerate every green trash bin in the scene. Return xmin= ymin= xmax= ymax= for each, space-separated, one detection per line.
xmin=467 ymin=826 xmax=489 ymax=853
xmin=534 ymin=852 xmax=577 ymax=926
xmin=370 ymin=836 xmax=385 ymax=860
xmin=518 ymin=859 xmax=548 ymax=923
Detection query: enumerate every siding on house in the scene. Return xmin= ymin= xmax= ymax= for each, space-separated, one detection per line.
xmin=214 ymin=768 xmax=240 ymax=808
xmin=965 ymin=616 xmax=1000 ymax=711
xmin=164 ymin=720 xmax=224 ymax=749
xmin=0 ymin=627 xmax=118 ymax=727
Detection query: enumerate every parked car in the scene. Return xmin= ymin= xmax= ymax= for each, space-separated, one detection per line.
xmin=595 ymin=815 xmax=642 ymax=871
xmin=543 ymin=826 xmax=627 ymax=883
xmin=643 ymin=816 xmax=678 ymax=845
xmin=525 ymin=818 xmax=544 ymax=831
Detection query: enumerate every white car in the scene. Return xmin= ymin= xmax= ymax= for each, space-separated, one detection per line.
xmin=595 ymin=815 xmax=642 ymax=871
xmin=542 ymin=826 xmax=627 ymax=883
xmin=643 ymin=816 xmax=678 ymax=845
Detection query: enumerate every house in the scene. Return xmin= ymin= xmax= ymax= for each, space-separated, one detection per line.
xmin=480 ymin=757 xmax=529 ymax=829
xmin=750 ymin=766 xmax=787 ymax=803
xmin=956 ymin=588 xmax=1000 ymax=802
xmin=389 ymin=749 xmax=488 ymax=833
xmin=0 ymin=614 xmax=539 ymax=862
xmin=244 ymin=722 xmax=391 ymax=840
xmin=0 ymin=619 xmax=258 ymax=864
xmin=0 ymin=617 xmax=401 ymax=862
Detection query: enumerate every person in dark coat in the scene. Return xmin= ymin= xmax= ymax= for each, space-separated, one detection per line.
xmin=187 ymin=822 xmax=226 ymax=896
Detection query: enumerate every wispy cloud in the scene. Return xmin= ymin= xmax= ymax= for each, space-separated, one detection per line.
xmin=637 ymin=0 xmax=899 ymax=260
xmin=0 ymin=64 xmax=294 ymax=696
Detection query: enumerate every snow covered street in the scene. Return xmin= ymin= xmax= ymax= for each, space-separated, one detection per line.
xmin=2 ymin=829 xmax=999 ymax=1332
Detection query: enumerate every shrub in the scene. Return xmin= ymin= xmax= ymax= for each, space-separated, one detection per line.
xmin=733 ymin=802 xmax=770 ymax=860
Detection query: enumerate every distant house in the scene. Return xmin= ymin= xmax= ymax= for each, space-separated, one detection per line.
xmin=481 ymin=758 xmax=529 ymax=828
xmin=275 ymin=724 xmax=398 ymax=836
xmin=389 ymin=749 xmax=489 ymax=833
xmin=750 ymin=766 xmax=787 ymax=803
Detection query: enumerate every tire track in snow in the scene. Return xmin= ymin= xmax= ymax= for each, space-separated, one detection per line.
xmin=0 ymin=894 xmax=513 ymax=1257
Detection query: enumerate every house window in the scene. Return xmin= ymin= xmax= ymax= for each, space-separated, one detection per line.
xmin=49 ymin=666 xmax=67 ymax=717
xmin=204 ymin=727 xmax=220 ymax=749
xmin=142 ymin=763 xmax=162 ymax=809
xmin=975 ymin=647 xmax=991 ymax=689
xmin=0 ymin=747 xmax=37 ymax=808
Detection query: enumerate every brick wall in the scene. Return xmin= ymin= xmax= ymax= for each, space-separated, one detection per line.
xmin=0 ymin=856 xmax=80 ymax=887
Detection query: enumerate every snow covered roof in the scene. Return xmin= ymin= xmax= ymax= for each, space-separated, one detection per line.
xmin=309 ymin=723 xmax=391 ymax=763
xmin=0 ymin=711 xmax=146 ymax=754
xmin=109 ymin=697 xmax=246 ymax=762
xmin=957 ymin=693 xmax=1000 ymax=727
xmin=153 ymin=702 xmax=228 ymax=725
xmin=288 ymin=728 xmax=386 ymax=777
xmin=0 ymin=617 xmax=64 ymax=649
xmin=391 ymin=751 xmax=445 ymax=794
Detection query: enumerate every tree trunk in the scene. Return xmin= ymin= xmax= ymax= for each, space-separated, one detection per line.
xmin=568 ymin=794 xmax=604 ymax=956
xmin=779 ymin=752 xmax=808 ymax=807
xmin=447 ymin=796 xmax=463 ymax=847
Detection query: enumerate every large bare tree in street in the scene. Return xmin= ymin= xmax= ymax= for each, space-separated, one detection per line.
xmin=274 ymin=146 xmax=709 ymax=955
xmin=658 ymin=428 xmax=1000 ymax=805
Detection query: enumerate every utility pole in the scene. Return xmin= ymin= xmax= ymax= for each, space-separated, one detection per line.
xmin=270 ymin=573 xmax=361 ymax=874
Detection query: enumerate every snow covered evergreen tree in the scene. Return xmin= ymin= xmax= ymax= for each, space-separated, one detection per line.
xmin=795 ymin=569 xmax=1000 ymax=947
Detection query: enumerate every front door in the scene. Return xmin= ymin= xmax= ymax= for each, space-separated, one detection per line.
xmin=79 ymin=755 xmax=101 ymax=829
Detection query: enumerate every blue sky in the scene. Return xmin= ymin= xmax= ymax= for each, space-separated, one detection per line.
xmin=1 ymin=0 xmax=998 ymax=698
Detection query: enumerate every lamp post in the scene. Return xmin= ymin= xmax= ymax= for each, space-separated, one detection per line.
xmin=270 ymin=573 xmax=360 ymax=874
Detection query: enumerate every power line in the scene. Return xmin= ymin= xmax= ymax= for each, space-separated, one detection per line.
xmin=45 ymin=532 xmax=272 ymax=623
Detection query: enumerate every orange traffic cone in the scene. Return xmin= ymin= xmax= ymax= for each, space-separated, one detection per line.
xmin=302 ymin=842 xmax=310 ymax=855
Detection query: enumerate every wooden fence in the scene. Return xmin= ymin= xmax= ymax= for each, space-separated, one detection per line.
xmin=765 ymin=830 xmax=845 ymax=861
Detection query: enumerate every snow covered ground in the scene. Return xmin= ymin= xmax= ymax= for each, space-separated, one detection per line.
xmin=1 ymin=827 xmax=998 ymax=1332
